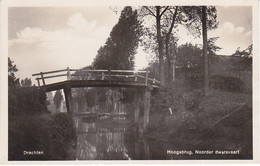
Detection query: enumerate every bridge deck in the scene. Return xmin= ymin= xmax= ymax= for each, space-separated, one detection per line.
xmin=41 ymin=80 xmax=160 ymax=92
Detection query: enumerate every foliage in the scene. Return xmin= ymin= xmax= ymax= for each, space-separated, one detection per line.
xmin=181 ymin=6 xmax=218 ymax=37
xmin=93 ymin=6 xmax=142 ymax=70
xmin=48 ymin=113 xmax=76 ymax=159
xmin=232 ymin=44 xmax=253 ymax=58
xmin=149 ymin=80 xmax=202 ymax=135
xmin=8 ymin=87 xmax=47 ymax=116
xmin=140 ymin=6 xmax=218 ymax=85
xmin=8 ymin=57 xmax=20 ymax=87
xmin=209 ymin=75 xmax=245 ymax=93
xmin=80 ymin=6 xmax=143 ymax=112
xmin=140 ymin=6 xmax=189 ymax=54
xmin=174 ymin=43 xmax=203 ymax=89
xmin=8 ymin=57 xmax=48 ymax=115
xmin=9 ymin=113 xmax=76 ymax=160
xmin=146 ymin=61 xmax=160 ymax=81
xmin=148 ymin=78 xmax=252 ymax=150
xmin=21 ymin=78 xmax=32 ymax=87
xmin=175 ymin=43 xmax=202 ymax=68
xmin=207 ymin=37 xmax=222 ymax=56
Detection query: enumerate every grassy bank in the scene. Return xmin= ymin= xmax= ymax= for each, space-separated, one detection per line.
xmin=146 ymin=78 xmax=252 ymax=159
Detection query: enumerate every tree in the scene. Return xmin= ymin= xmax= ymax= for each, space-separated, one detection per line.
xmin=231 ymin=44 xmax=253 ymax=78
xmin=201 ymin=6 xmax=218 ymax=96
xmin=21 ymin=78 xmax=32 ymax=87
xmin=164 ymin=7 xmax=179 ymax=82
xmin=53 ymin=90 xmax=63 ymax=112
xmin=207 ymin=37 xmax=221 ymax=56
xmin=233 ymin=44 xmax=253 ymax=58
xmin=91 ymin=7 xmax=142 ymax=113
xmin=140 ymin=6 xmax=218 ymax=86
xmin=176 ymin=43 xmax=202 ymax=69
xmin=202 ymin=6 xmax=209 ymax=96
xmin=181 ymin=6 xmax=218 ymax=94
xmin=8 ymin=57 xmax=19 ymax=87
xmin=93 ymin=6 xmax=142 ymax=70
xmin=141 ymin=6 xmax=172 ymax=86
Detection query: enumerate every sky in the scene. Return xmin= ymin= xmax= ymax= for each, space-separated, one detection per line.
xmin=8 ymin=6 xmax=252 ymax=84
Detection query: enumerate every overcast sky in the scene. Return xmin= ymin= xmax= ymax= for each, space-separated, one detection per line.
xmin=8 ymin=6 xmax=252 ymax=84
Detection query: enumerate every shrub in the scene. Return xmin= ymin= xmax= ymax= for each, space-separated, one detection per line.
xmin=209 ymin=75 xmax=245 ymax=93
xmin=8 ymin=86 xmax=47 ymax=116
xmin=148 ymin=79 xmax=203 ymax=134
xmin=8 ymin=113 xmax=76 ymax=160
xmin=175 ymin=67 xmax=203 ymax=89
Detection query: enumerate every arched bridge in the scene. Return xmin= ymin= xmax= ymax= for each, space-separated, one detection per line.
xmin=32 ymin=67 xmax=160 ymax=91
xmin=32 ymin=67 xmax=160 ymax=133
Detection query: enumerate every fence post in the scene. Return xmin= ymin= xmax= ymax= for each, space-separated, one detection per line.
xmin=40 ymin=72 xmax=45 ymax=86
xmin=108 ymin=68 xmax=111 ymax=84
xmin=145 ymin=69 xmax=149 ymax=86
xmin=67 ymin=67 xmax=71 ymax=80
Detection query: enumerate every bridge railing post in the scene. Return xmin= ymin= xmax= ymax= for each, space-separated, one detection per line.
xmin=40 ymin=72 xmax=46 ymax=86
xmin=134 ymin=72 xmax=138 ymax=82
xmin=108 ymin=68 xmax=111 ymax=84
xmin=102 ymin=72 xmax=105 ymax=80
xmin=67 ymin=67 xmax=71 ymax=80
xmin=145 ymin=69 xmax=149 ymax=86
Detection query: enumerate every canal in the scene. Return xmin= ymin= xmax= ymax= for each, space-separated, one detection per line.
xmin=74 ymin=114 xmax=152 ymax=160
xmin=73 ymin=113 xmax=206 ymax=160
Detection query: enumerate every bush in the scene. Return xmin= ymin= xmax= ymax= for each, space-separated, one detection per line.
xmin=209 ymin=75 xmax=245 ymax=93
xmin=8 ymin=113 xmax=76 ymax=160
xmin=8 ymin=86 xmax=47 ymax=116
xmin=175 ymin=67 xmax=203 ymax=89
xmin=148 ymin=80 xmax=203 ymax=135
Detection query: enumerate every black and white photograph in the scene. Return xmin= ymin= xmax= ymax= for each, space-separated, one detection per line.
xmin=0 ymin=0 xmax=259 ymax=163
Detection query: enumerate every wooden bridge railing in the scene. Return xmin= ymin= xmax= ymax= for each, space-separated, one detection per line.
xmin=32 ymin=67 xmax=160 ymax=87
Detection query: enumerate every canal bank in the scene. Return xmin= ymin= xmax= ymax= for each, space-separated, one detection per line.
xmin=143 ymin=82 xmax=252 ymax=159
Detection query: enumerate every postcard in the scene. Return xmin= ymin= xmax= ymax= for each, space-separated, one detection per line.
xmin=0 ymin=0 xmax=259 ymax=164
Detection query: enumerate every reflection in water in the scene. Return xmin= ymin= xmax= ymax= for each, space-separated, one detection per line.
xmin=75 ymin=115 xmax=149 ymax=160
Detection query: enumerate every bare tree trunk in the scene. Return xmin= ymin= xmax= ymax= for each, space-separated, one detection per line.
xmin=165 ymin=7 xmax=178 ymax=84
xmin=156 ymin=6 xmax=165 ymax=87
xmin=202 ymin=6 xmax=209 ymax=96
xmin=172 ymin=63 xmax=175 ymax=82
xmin=165 ymin=39 xmax=171 ymax=82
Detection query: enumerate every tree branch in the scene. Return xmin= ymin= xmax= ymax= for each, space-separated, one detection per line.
xmin=143 ymin=6 xmax=156 ymax=18
xmin=166 ymin=6 xmax=178 ymax=36
xmin=159 ymin=6 xmax=169 ymax=18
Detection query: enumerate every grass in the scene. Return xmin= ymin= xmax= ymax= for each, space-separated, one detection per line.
xmin=146 ymin=80 xmax=252 ymax=159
